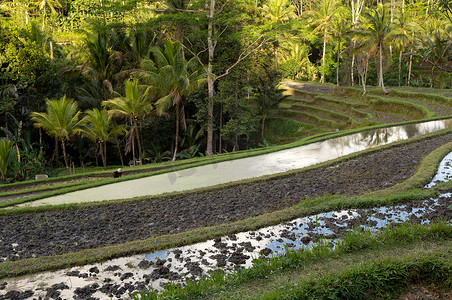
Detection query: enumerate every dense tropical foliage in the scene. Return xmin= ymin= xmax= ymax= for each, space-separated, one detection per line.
xmin=1 ymin=0 xmax=452 ymax=182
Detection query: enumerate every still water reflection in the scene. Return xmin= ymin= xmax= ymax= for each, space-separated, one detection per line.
xmin=18 ymin=119 xmax=452 ymax=207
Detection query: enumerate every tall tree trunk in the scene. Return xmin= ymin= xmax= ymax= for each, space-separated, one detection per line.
xmin=115 ymin=137 xmax=124 ymax=166
xmin=219 ymin=101 xmax=223 ymax=154
xmin=134 ymin=118 xmax=142 ymax=162
xmin=172 ymin=101 xmax=180 ymax=161
xmin=398 ymin=49 xmax=403 ymax=86
xmin=336 ymin=36 xmax=341 ymax=87
xmin=430 ymin=67 xmax=434 ymax=88
xmin=275 ymin=33 xmax=279 ymax=71
xmin=61 ymin=140 xmax=70 ymax=175
xmin=379 ymin=43 xmax=387 ymax=93
xmin=408 ymin=48 xmax=413 ymax=86
xmin=351 ymin=54 xmax=355 ymax=86
xmin=206 ymin=0 xmax=216 ymax=156
xmin=321 ymin=34 xmax=326 ymax=83
xmin=99 ymin=142 xmax=106 ymax=169
xmin=261 ymin=114 xmax=266 ymax=140
xmin=50 ymin=41 xmax=54 ymax=64
xmin=51 ymin=137 xmax=59 ymax=164
xmin=363 ymin=54 xmax=369 ymax=95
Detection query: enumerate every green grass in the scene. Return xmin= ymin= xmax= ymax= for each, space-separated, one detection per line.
xmin=264 ymin=117 xmax=307 ymax=144
xmin=367 ymin=94 xmax=433 ymax=119
xmin=133 ymin=221 xmax=452 ymax=299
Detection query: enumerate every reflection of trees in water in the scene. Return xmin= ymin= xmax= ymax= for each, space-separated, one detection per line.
xmin=404 ymin=123 xmax=421 ymax=138
xmin=326 ymin=133 xmax=356 ymax=155
xmin=322 ymin=120 xmax=450 ymax=157
xmin=360 ymin=128 xmax=392 ymax=146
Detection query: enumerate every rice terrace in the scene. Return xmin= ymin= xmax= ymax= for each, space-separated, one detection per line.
xmin=1 ymin=0 xmax=452 ymax=299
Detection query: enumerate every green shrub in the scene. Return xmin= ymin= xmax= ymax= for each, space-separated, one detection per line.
xmin=0 ymin=138 xmax=14 ymax=182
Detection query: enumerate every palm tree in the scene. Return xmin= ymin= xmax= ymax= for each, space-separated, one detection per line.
xmin=418 ymin=27 xmax=452 ymax=88
xmin=81 ymin=108 xmax=126 ymax=169
xmin=77 ymin=23 xmax=127 ymax=103
xmin=393 ymin=8 xmax=414 ymax=86
xmin=31 ymin=96 xmax=84 ymax=175
xmin=0 ymin=138 xmax=14 ymax=183
xmin=332 ymin=13 xmax=351 ymax=86
xmin=35 ymin=0 xmax=63 ymax=30
xmin=359 ymin=5 xmax=395 ymax=93
xmin=141 ymin=40 xmax=202 ymax=161
xmin=310 ymin=0 xmax=342 ymax=83
xmin=102 ymin=79 xmax=152 ymax=162
xmin=262 ymin=0 xmax=295 ymax=70
xmin=129 ymin=28 xmax=155 ymax=68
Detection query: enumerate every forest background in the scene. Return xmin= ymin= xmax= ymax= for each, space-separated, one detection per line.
xmin=1 ymin=0 xmax=452 ymax=182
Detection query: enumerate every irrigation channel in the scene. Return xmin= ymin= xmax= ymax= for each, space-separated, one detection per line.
xmin=15 ymin=119 xmax=452 ymax=207
xmin=1 ymin=151 xmax=452 ymax=299
xmin=1 ymin=121 xmax=452 ymax=299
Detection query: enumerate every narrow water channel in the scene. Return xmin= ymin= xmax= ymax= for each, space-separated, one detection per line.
xmin=17 ymin=119 xmax=452 ymax=207
xmin=1 ymin=147 xmax=452 ymax=300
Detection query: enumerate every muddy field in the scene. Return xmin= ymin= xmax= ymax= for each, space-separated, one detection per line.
xmin=0 ymin=133 xmax=451 ymax=263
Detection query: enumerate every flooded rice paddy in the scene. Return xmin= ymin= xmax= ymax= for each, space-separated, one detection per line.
xmin=1 ymin=150 xmax=452 ymax=299
xmin=16 ymin=119 xmax=452 ymax=207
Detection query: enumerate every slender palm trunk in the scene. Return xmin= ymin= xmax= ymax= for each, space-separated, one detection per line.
xmin=219 ymin=102 xmax=223 ymax=154
xmin=408 ymin=48 xmax=413 ymax=86
xmin=115 ymin=137 xmax=124 ymax=166
xmin=206 ymin=0 xmax=215 ymax=156
xmin=336 ymin=36 xmax=341 ymax=87
xmin=52 ymin=137 xmax=59 ymax=164
xmin=362 ymin=53 xmax=369 ymax=96
xmin=172 ymin=100 xmax=180 ymax=161
xmin=322 ymin=34 xmax=326 ymax=84
xmin=134 ymin=118 xmax=142 ymax=161
xmin=379 ymin=43 xmax=387 ymax=93
xmin=398 ymin=49 xmax=403 ymax=86
xmin=61 ymin=140 xmax=70 ymax=175
xmin=100 ymin=142 xmax=107 ymax=169
xmin=42 ymin=8 xmax=46 ymax=30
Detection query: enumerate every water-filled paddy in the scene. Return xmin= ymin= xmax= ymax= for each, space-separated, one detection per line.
xmin=16 ymin=119 xmax=452 ymax=207
xmin=1 ymin=150 xmax=451 ymax=299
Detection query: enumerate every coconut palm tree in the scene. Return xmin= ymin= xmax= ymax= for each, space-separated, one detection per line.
xmin=309 ymin=0 xmax=342 ymax=83
xmin=81 ymin=108 xmax=126 ymax=169
xmin=359 ymin=5 xmax=395 ymax=93
xmin=393 ymin=8 xmax=415 ymax=86
xmin=262 ymin=0 xmax=295 ymax=70
xmin=102 ymin=79 xmax=152 ymax=162
xmin=30 ymin=96 xmax=84 ymax=175
xmin=418 ymin=26 xmax=452 ymax=88
xmin=0 ymin=138 xmax=14 ymax=183
xmin=332 ymin=13 xmax=351 ymax=86
xmin=141 ymin=40 xmax=202 ymax=161
xmin=35 ymin=0 xmax=63 ymax=30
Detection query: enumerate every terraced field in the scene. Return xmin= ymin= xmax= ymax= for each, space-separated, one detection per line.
xmin=2 ymin=83 xmax=452 ymax=299
xmin=272 ymin=81 xmax=452 ymax=143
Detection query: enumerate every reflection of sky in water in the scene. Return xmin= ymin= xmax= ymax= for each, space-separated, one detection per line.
xmin=425 ymin=152 xmax=452 ymax=188
xmin=21 ymin=119 xmax=452 ymax=207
